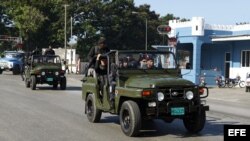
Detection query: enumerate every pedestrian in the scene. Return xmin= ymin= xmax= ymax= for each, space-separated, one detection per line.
xmin=76 ymin=57 xmax=81 ymax=74
xmin=63 ymin=60 xmax=69 ymax=74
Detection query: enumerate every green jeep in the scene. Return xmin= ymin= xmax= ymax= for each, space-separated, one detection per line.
xmin=82 ymin=50 xmax=209 ymax=137
xmin=25 ymin=55 xmax=66 ymax=90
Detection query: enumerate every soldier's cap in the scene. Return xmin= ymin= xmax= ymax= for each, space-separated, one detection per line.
xmin=98 ymin=37 xmax=106 ymax=44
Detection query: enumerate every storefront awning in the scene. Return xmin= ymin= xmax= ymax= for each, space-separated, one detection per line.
xmin=211 ymin=34 xmax=250 ymax=42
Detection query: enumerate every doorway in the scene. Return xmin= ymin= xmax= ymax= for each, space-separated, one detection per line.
xmin=225 ymin=52 xmax=230 ymax=78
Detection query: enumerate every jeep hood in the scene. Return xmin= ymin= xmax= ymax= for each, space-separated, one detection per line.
xmin=125 ymin=75 xmax=194 ymax=88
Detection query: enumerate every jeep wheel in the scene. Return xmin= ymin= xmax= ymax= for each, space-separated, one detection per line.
xmin=119 ymin=101 xmax=141 ymax=137
xmin=25 ymin=78 xmax=30 ymax=88
xmin=30 ymin=75 xmax=36 ymax=90
xmin=183 ymin=109 xmax=206 ymax=133
xmin=60 ymin=77 xmax=66 ymax=90
xmin=86 ymin=94 xmax=102 ymax=123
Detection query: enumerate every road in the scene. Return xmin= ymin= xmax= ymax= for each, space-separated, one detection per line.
xmin=1 ymin=72 xmax=249 ymax=141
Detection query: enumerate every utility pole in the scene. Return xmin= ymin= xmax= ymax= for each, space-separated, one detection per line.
xmin=64 ymin=4 xmax=69 ymax=61
xmin=70 ymin=16 xmax=73 ymax=73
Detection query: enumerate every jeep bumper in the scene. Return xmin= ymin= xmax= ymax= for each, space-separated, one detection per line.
xmin=36 ymin=75 xmax=65 ymax=84
xmin=144 ymin=100 xmax=209 ymax=118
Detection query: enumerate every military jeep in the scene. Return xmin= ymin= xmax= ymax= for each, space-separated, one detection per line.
xmin=82 ymin=50 xmax=209 ymax=137
xmin=25 ymin=55 xmax=66 ymax=90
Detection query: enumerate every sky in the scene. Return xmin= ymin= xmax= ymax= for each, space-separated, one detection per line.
xmin=134 ymin=0 xmax=249 ymax=25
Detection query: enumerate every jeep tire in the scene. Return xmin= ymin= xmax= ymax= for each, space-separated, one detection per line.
xmin=60 ymin=77 xmax=66 ymax=90
xmin=86 ymin=94 xmax=102 ymax=123
xmin=30 ymin=75 xmax=36 ymax=90
xmin=183 ymin=108 xmax=206 ymax=133
xmin=119 ymin=101 xmax=141 ymax=137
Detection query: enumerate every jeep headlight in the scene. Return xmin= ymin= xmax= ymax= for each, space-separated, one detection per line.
xmin=55 ymin=71 xmax=59 ymax=75
xmin=157 ymin=92 xmax=164 ymax=101
xmin=41 ymin=71 xmax=45 ymax=75
xmin=185 ymin=91 xmax=194 ymax=100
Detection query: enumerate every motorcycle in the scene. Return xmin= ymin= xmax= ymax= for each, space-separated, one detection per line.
xmin=215 ymin=76 xmax=226 ymax=88
xmin=199 ymin=74 xmax=207 ymax=86
xmin=228 ymin=76 xmax=245 ymax=88
xmin=215 ymin=75 xmax=245 ymax=88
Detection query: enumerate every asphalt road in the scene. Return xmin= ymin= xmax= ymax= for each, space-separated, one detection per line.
xmin=1 ymin=72 xmax=249 ymax=141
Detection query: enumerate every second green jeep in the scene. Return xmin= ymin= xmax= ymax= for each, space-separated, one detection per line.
xmin=25 ymin=55 xmax=66 ymax=90
xmin=82 ymin=50 xmax=209 ymax=137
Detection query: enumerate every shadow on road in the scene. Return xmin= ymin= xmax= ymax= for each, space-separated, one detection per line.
xmin=35 ymin=86 xmax=82 ymax=91
xmin=97 ymin=115 xmax=239 ymax=138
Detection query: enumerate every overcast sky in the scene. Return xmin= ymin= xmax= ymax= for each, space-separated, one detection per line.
xmin=134 ymin=0 xmax=249 ymax=25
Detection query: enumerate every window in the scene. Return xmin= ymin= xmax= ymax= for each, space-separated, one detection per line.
xmin=241 ymin=50 xmax=250 ymax=67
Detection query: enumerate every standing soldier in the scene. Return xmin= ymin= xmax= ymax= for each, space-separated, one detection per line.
xmin=87 ymin=37 xmax=110 ymax=68
xmin=44 ymin=45 xmax=55 ymax=55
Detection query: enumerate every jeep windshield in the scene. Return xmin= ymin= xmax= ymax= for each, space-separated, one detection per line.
xmin=117 ymin=51 xmax=177 ymax=70
xmin=32 ymin=55 xmax=61 ymax=64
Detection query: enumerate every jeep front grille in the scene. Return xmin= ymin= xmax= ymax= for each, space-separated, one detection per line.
xmin=158 ymin=87 xmax=194 ymax=99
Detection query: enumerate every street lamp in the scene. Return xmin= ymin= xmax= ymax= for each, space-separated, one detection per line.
xmin=132 ymin=11 xmax=148 ymax=50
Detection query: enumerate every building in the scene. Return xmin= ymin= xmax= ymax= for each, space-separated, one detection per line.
xmin=167 ymin=17 xmax=250 ymax=85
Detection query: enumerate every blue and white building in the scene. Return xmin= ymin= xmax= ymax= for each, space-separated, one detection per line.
xmin=167 ymin=17 xmax=250 ymax=85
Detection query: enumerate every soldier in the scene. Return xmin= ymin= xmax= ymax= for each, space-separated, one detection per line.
xmin=44 ymin=46 xmax=55 ymax=55
xmin=95 ymin=54 xmax=108 ymax=102
xmin=87 ymin=37 xmax=110 ymax=68
xmin=95 ymin=54 xmax=115 ymax=109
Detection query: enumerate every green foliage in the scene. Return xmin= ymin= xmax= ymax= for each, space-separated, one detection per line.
xmin=0 ymin=0 xmax=188 ymax=60
xmin=9 ymin=5 xmax=46 ymax=36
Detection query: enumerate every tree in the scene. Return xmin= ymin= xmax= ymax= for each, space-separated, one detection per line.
xmin=0 ymin=0 xmax=189 ymax=60
xmin=1 ymin=1 xmax=47 ymax=51
xmin=70 ymin=0 xmax=162 ymax=59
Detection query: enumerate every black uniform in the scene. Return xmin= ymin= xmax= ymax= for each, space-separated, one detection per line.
xmin=87 ymin=46 xmax=110 ymax=68
xmin=95 ymin=59 xmax=108 ymax=101
xmin=88 ymin=36 xmax=110 ymax=67
xmin=44 ymin=48 xmax=55 ymax=55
